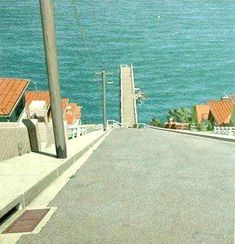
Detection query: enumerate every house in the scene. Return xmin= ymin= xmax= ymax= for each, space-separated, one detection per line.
xmin=195 ymin=105 xmax=210 ymax=123
xmin=64 ymin=103 xmax=81 ymax=125
xmin=25 ymin=91 xmax=81 ymax=125
xmin=208 ymin=96 xmax=234 ymax=127
xmin=25 ymin=91 xmax=51 ymax=122
xmin=195 ymin=95 xmax=235 ymax=127
xmin=0 ymin=77 xmax=30 ymax=122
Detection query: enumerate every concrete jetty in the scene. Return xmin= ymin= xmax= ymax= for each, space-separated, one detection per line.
xmin=120 ymin=64 xmax=138 ymax=128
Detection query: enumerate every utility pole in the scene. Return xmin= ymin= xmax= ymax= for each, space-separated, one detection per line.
xmin=39 ymin=0 xmax=67 ymax=158
xmin=96 ymin=71 xmax=111 ymax=131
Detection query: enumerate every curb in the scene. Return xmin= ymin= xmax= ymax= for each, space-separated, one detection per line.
xmin=148 ymin=126 xmax=235 ymax=143
xmin=0 ymin=129 xmax=111 ymax=220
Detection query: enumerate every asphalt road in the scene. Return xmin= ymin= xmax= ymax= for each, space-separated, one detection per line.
xmin=19 ymin=129 xmax=235 ymax=244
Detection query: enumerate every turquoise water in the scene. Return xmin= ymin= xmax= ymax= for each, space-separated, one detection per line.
xmin=1 ymin=0 xmax=235 ymax=123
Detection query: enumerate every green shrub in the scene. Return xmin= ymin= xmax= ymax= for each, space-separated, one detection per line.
xmin=197 ymin=120 xmax=213 ymax=131
xmin=150 ymin=118 xmax=163 ymax=127
xmin=167 ymin=107 xmax=192 ymax=123
xmin=230 ymin=107 xmax=235 ymax=126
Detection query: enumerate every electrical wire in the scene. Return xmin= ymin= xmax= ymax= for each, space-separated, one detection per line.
xmin=70 ymin=0 xmax=90 ymax=59
xmin=91 ymin=0 xmax=97 ymax=23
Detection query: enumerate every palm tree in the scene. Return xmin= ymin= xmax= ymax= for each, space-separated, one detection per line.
xmin=167 ymin=107 xmax=192 ymax=123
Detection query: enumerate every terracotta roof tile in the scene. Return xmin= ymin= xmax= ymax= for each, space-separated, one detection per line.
xmin=75 ymin=105 xmax=81 ymax=120
xmin=25 ymin=91 xmax=50 ymax=110
xmin=196 ymin=105 xmax=210 ymax=123
xmin=208 ymin=100 xmax=234 ymax=125
xmin=64 ymin=103 xmax=81 ymax=125
xmin=0 ymin=77 xmax=30 ymax=116
xmin=61 ymin=98 xmax=69 ymax=115
xmin=64 ymin=103 xmax=76 ymax=125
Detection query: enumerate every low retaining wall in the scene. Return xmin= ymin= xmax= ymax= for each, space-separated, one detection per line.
xmin=0 ymin=123 xmax=31 ymax=161
xmin=149 ymin=126 xmax=235 ymax=143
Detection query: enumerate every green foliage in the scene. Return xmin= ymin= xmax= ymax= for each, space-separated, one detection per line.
xmin=197 ymin=120 xmax=213 ymax=131
xmin=191 ymin=105 xmax=197 ymax=124
xmin=167 ymin=107 xmax=192 ymax=123
xmin=150 ymin=118 xmax=163 ymax=127
xmin=207 ymin=121 xmax=213 ymax=131
xmin=230 ymin=107 xmax=235 ymax=126
xmin=167 ymin=105 xmax=213 ymax=132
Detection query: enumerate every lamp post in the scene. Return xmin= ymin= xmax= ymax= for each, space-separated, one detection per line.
xmin=96 ymin=71 xmax=112 ymax=131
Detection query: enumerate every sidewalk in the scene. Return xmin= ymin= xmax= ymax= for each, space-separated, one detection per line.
xmin=0 ymin=129 xmax=107 ymax=220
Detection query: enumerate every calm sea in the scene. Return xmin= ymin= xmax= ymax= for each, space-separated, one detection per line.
xmin=1 ymin=0 xmax=235 ymax=123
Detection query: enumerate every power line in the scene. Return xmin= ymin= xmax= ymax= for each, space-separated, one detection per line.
xmin=70 ymin=0 xmax=90 ymax=59
xmin=91 ymin=0 xmax=97 ymax=23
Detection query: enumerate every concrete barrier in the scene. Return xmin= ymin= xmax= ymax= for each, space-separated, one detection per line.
xmin=0 ymin=123 xmax=31 ymax=161
xmin=148 ymin=126 xmax=235 ymax=143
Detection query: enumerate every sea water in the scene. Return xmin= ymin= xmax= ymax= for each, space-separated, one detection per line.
xmin=1 ymin=0 xmax=235 ymax=123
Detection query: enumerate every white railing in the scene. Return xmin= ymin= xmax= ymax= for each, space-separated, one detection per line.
xmin=214 ymin=126 xmax=235 ymax=136
xmin=130 ymin=64 xmax=138 ymax=125
xmin=120 ymin=65 xmax=124 ymax=127
xmin=67 ymin=124 xmax=87 ymax=139
xmin=107 ymin=120 xmax=122 ymax=128
xmin=136 ymin=123 xmax=150 ymax=129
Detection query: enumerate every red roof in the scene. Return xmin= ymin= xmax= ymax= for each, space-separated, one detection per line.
xmin=64 ymin=103 xmax=81 ymax=125
xmin=196 ymin=105 xmax=210 ymax=123
xmin=25 ymin=90 xmax=81 ymax=124
xmin=26 ymin=91 xmax=69 ymax=114
xmin=0 ymin=77 xmax=30 ymax=116
xmin=75 ymin=105 xmax=81 ymax=120
xmin=61 ymin=98 xmax=69 ymax=115
xmin=208 ymin=100 xmax=234 ymax=125
xmin=25 ymin=91 xmax=50 ymax=110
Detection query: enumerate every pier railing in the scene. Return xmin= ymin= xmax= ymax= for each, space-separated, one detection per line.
xmin=120 ymin=64 xmax=138 ymax=128
xmin=120 ymin=65 xmax=124 ymax=127
xmin=130 ymin=64 xmax=138 ymax=125
xmin=107 ymin=120 xmax=122 ymax=128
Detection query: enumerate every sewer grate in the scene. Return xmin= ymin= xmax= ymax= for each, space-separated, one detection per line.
xmin=3 ymin=209 xmax=49 ymax=234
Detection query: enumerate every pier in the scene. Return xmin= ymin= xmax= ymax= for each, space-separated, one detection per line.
xmin=120 ymin=64 xmax=138 ymax=128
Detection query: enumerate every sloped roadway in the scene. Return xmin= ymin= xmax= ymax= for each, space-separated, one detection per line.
xmin=19 ymin=128 xmax=235 ymax=244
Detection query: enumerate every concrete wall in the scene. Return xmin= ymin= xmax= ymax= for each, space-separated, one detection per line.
xmin=47 ymin=123 xmax=55 ymax=148
xmin=38 ymin=122 xmax=49 ymax=143
xmin=0 ymin=123 xmax=31 ymax=161
xmin=37 ymin=122 xmax=67 ymax=149
xmin=22 ymin=119 xmax=41 ymax=152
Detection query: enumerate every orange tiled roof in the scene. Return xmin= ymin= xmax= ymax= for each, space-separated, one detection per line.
xmin=196 ymin=105 xmax=210 ymax=123
xmin=26 ymin=91 xmax=69 ymax=113
xmin=0 ymin=77 xmax=30 ymax=116
xmin=208 ymin=100 xmax=234 ymax=125
xmin=64 ymin=103 xmax=76 ymax=125
xmin=25 ymin=91 xmax=50 ymax=110
xmin=75 ymin=105 xmax=81 ymax=120
xmin=64 ymin=103 xmax=81 ymax=125
xmin=61 ymin=98 xmax=69 ymax=115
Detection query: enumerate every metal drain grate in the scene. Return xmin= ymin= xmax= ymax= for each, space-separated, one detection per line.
xmin=3 ymin=209 xmax=49 ymax=234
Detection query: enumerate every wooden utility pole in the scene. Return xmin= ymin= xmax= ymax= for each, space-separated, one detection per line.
xmin=96 ymin=71 xmax=110 ymax=131
xmin=39 ymin=0 xmax=67 ymax=158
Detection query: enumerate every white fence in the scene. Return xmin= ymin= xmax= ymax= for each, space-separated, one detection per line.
xmin=214 ymin=126 xmax=235 ymax=136
xmin=107 ymin=120 xmax=122 ymax=128
xmin=67 ymin=125 xmax=87 ymax=139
